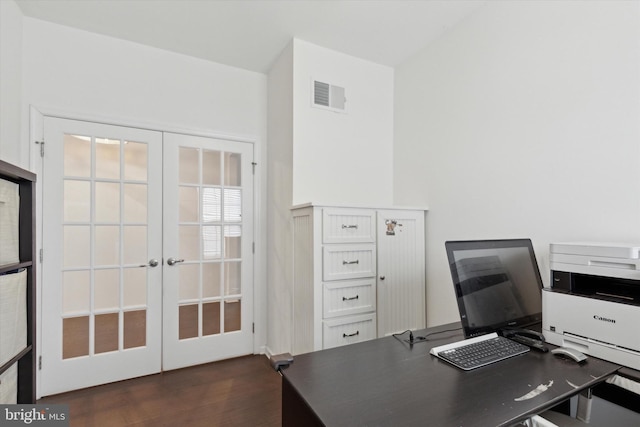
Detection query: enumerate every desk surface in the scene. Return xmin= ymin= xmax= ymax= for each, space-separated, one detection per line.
xmin=281 ymin=323 xmax=622 ymax=427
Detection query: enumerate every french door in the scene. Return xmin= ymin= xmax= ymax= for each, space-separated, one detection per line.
xmin=162 ymin=132 xmax=254 ymax=369
xmin=40 ymin=118 xmax=254 ymax=396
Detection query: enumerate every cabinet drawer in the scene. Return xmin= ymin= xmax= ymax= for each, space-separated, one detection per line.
xmin=323 ymin=244 xmax=376 ymax=281
xmin=323 ymin=279 xmax=376 ymax=318
xmin=323 ymin=313 xmax=376 ymax=349
xmin=322 ymin=209 xmax=375 ymax=244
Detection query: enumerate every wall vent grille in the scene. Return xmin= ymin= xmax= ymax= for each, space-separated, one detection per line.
xmin=312 ymin=80 xmax=346 ymax=113
xmin=314 ymin=81 xmax=330 ymax=107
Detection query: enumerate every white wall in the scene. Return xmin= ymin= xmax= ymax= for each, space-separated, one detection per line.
xmin=266 ymin=39 xmax=395 ymax=355
xmin=394 ymin=0 xmax=640 ymax=326
xmin=0 ymin=0 xmax=23 ymax=167
xmin=20 ymin=17 xmax=269 ymax=352
xmin=266 ymin=42 xmax=294 ymax=354
xmin=292 ymin=39 xmax=394 ymax=206
xmin=22 ymin=18 xmax=266 ymax=140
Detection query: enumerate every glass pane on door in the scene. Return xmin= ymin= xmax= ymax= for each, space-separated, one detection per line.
xmin=61 ymin=134 xmax=150 ymax=359
xmin=176 ymin=147 xmax=245 ymax=339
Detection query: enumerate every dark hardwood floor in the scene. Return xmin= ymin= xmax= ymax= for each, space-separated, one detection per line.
xmin=38 ymin=355 xmax=282 ymax=426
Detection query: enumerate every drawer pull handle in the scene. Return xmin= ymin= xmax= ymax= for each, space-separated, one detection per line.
xmin=343 ymin=331 xmax=360 ymax=338
xmin=343 ymin=260 xmax=359 ymax=265
xmin=342 ymin=295 xmax=359 ymax=301
xmin=341 ymin=224 xmax=358 ymax=229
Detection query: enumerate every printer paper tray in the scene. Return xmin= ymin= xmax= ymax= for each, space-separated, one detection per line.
xmin=543 ymin=289 xmax=640 ymax=371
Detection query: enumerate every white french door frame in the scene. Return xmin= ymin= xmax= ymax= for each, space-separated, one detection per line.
xmin=30 ymin=106 xmax=267 ymax=399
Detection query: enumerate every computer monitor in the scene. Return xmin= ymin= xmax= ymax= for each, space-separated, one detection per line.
xmin=445 ymin=239 xmax=544 ymax=338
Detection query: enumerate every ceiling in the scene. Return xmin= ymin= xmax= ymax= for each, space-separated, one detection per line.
xmin=16 ymin=0 xmax=487 ymax=74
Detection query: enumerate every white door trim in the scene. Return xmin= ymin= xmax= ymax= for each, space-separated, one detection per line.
xmin=29 ymin=105 xmax=258 ymax=144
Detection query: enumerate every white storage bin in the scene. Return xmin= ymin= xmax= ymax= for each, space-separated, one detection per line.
xmin=0 ymin=362 xmax=18 ymax=404
xmin=0 ymin=178 xmax=20 ymax=266
xmin=0 ymin=269 xmax=27 ymax=366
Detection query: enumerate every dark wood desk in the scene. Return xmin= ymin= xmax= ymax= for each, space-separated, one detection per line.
xmin=281 ymin=323 xmax=622 ymax=426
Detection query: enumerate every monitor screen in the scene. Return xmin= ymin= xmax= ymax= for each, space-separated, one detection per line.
xmin=445 ymin=239 xmax=543 ymax=338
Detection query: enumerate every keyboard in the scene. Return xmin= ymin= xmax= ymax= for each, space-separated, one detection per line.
xmin=430 ymin=332 xmax=530 ymax=371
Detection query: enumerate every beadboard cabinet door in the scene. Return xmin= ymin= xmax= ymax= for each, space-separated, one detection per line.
xmin=376 ymin=210 xmax=426 ymax=337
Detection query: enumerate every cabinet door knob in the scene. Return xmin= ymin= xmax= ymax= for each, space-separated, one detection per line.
xmin=380 ymin=276 xmax=385 ymax=280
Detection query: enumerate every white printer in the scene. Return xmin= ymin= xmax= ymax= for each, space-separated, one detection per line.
xmin=543 ymin=242 xmax=640 ymax=370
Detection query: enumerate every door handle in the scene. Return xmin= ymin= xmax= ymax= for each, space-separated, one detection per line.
xmin=138 ymin=259 xmax=159 ymax=268
xmin=167 ymin=257 xmax=184 ymax=266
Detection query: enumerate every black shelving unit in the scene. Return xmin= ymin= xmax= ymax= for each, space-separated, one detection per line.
xmin=0 ymin=159 xmax=36 ymax=403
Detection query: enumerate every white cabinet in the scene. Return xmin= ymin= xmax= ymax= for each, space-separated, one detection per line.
xmin=292 ymin=205 xmax=426 ymax=355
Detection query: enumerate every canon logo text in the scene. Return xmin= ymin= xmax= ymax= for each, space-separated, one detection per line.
xmin=593 ymin=315 xmax=616 ymax=324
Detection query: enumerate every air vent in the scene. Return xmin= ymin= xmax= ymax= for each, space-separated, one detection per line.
xmin=314 ymin=81 xmax=330 ymax=107
xmin=312 ymin=79 xmax=346 ymax=112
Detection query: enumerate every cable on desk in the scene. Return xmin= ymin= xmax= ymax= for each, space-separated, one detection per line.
xmin=415 ymin=327 xmax=462 ymax=341
xmin=392 ymin=330 xmax=414 ymax=343
xmin=393 ymin=327 xmax=462 ymax=345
